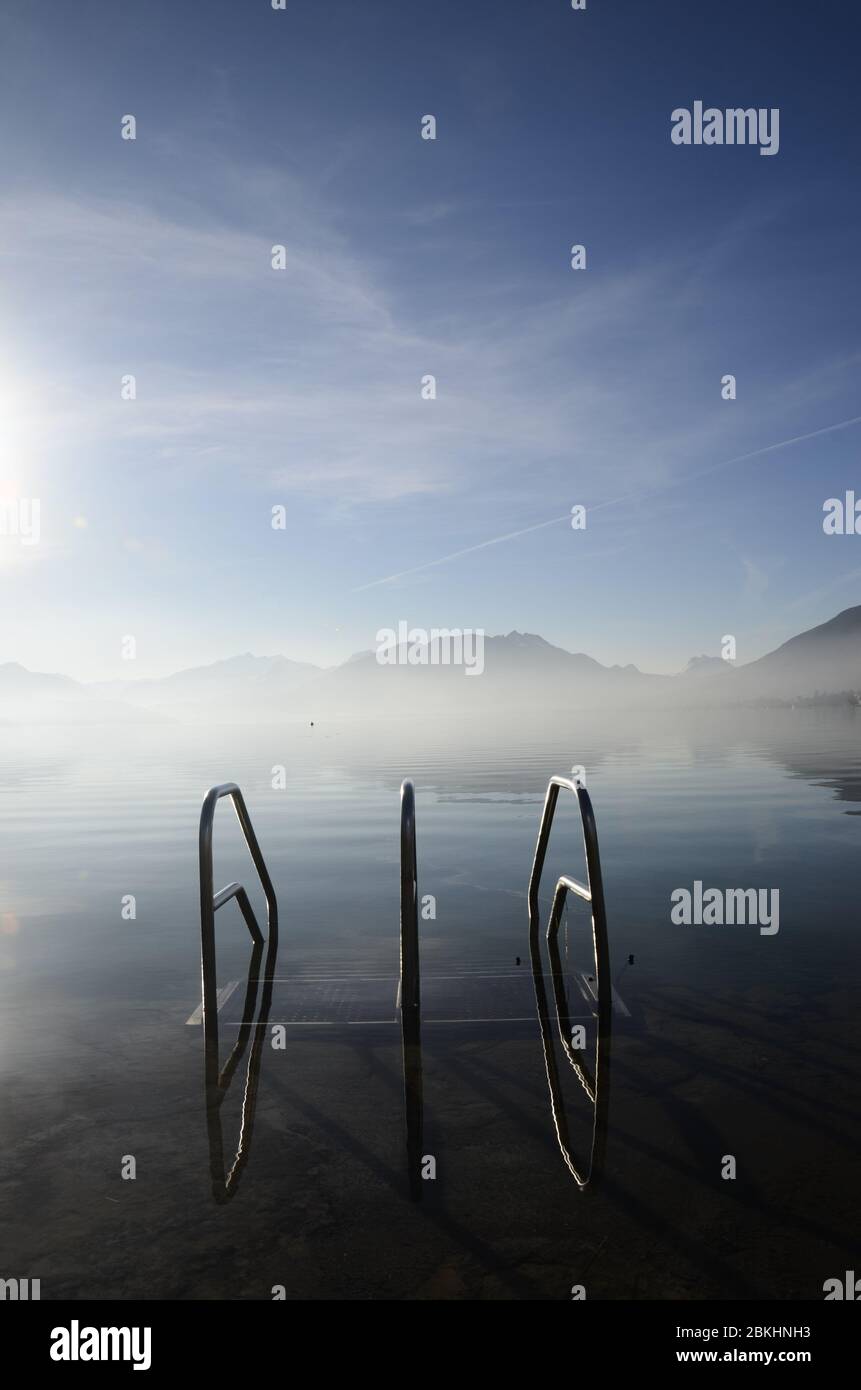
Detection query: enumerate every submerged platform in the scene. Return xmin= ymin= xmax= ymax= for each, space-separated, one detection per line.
xmin=186 ymin=969 xmax=630 ymax=1027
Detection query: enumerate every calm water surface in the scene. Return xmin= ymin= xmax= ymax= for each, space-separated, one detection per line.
xmin=0 ymin=709 xmax=858 ymax=1299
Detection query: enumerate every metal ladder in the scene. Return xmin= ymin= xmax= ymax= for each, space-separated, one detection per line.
xmin=194 ymin=772 xmax=613 ymax=1196
xmin=528 ymin=775 xmax=612 ymax=1188
xmin=399 ymin=779 xmax=424 ymax=1200
xmin=198 ymin=783 xmax=279 ymax=1203
xmin=197 ymin=778 xmax=424 ymax=1199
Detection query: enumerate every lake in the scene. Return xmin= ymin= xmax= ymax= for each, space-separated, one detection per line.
xmin=0 ymin=707 xmax=858 ymax=1299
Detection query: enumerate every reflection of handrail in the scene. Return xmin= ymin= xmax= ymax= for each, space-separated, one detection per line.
xmin=546 ymin=890 xmax=596 ymax=1105
xmin=528 ymin=775 xmax=611 ymax=1187
xmin=205 ymin=929 xmax=278 ymax=1204
xmin=199 ymin=782 xmax=279 ymax=1203
xmin=399 ymin=779 xmax=423 ymax=1201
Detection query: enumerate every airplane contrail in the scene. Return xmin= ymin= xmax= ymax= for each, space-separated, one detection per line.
xmin=352 ymin=512 xmax=571 ymax=592
xmin=589 ymin=412 xmax=861 ymax=515
xmin=352 ymin=412 xmax=861 ymax=593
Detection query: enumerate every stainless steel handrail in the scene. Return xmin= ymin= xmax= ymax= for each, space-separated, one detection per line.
xmin=199 ymin=782 xmax=278 ymax=1037
xmin=528 ymin=776 xmax=610 ymax=1031
xmin=198 ymin=781 xmax=279 ymax=1203
xmin=529 ymin=777 xmax=597 ymax=913
xmin=399 ymin=778 xmax=423 ymax=1201
xmin=528 ymin=775 xmax=611 ymax=1187
xmin=399 ymin=779 xmax=420 ymax=1015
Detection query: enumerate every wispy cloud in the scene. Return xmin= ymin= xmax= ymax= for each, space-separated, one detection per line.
xmin=5 ymin=179 xmax=851 ymax=514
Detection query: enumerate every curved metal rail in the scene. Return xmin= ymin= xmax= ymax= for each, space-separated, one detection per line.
xmin=528 ymin=775 xmax=611 ymax=1187
xmin=198 ymin=782 xmax=279 ymax=1203
xmin=399 ymin=778 xmax=424 ymax=1201
xmin=199 ymin=782 xmax=277 ymax=1033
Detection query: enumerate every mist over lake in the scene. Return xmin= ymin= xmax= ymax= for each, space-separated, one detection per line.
xmin=0 ymin=706 xmax=856 ymax=1299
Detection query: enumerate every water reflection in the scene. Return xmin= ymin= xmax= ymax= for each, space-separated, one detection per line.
xmin=529 ymin=905 xmax=611 ymax=1187
xmin=204 ymin=926 xmax=278 ymax=1203
xmin=0 ymin=713 xmax=857 ymax=1299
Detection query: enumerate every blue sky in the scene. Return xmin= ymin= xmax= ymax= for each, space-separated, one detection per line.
xmin=1 ymin=0 xmax=860 ymax=680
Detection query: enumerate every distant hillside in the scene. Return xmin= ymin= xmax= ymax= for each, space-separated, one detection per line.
xmin=0 ymin=662 xmax=82 ymax=698
xmin=302 ymin=631 xmax=658 ymax=717
xmin=725 ymin=606 xmax=861 ymax=700
xmin=681 ymin=654 xmax=735 ymax=679
xmin=1 ymin=607 xmax=859 ymax=723
xmin=91 ymin=653 xmax=322 ymax=715
xmin=0 ymin=662 xmax=166 ymax=725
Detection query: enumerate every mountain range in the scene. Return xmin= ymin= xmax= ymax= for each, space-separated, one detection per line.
xmin=1 ymin=606 xmax=860 ymax=724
